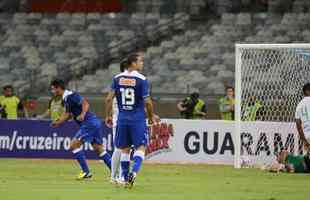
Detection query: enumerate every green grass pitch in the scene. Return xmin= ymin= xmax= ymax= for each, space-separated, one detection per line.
xmin=0 ymin=159 xmax=308 ymax=200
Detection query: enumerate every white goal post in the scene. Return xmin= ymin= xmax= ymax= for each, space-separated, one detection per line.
xmin=234 ymin=43 xmax=310 ymax=168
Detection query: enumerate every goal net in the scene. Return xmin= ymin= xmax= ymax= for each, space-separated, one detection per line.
xmin=234 ymin=44 xmax=310 ymax=168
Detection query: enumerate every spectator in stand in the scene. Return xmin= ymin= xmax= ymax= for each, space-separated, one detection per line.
xmin=177 ymin=92 xmax=207 ymax=119
xmin=0 ymin=85 xmax=28 ymax=119
xmin=37 ymin=93 xmax=65 ymax=121
xmin=219 ymin=86 xmax=235 ymax=120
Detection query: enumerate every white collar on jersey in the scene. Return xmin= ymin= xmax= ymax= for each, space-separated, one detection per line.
xmin=62 ymin=90 xmax=73 ymax=100
xmin=115 ymin=70 xmax=146 ymax=80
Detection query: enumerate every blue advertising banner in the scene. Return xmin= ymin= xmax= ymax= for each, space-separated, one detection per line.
xmin=0 ymin=120 xmax=113 ymax=159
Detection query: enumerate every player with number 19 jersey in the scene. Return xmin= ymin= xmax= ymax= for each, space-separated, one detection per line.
xmin=111 ymin=70 xmax=149 ymax=148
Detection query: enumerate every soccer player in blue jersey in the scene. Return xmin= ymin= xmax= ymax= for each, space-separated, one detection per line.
xmin=50 ymin=79 xmax=111 ymax=180
xmin=105 ymin=53 xmax=158 ymax=188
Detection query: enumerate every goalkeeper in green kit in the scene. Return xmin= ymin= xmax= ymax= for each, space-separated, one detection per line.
xmin=268 ymin=150 xmax=310 ymax=173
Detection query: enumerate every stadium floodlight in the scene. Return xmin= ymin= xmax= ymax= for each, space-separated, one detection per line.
xmin=234 ymin=43 xmax=310 ymax=168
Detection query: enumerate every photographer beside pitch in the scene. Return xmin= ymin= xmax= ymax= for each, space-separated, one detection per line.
xmin=177 ymin=92 xmax=207 ymax=119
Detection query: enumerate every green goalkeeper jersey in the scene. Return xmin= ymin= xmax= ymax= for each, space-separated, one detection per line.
xmin=286 ymin=155 xmax=307 ymax=173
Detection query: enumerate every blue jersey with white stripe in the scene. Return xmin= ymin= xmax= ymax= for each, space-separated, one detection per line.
xmin=111 ymin=70 xmax=149 ymax=124
xmin=63 ymin=90 xmax=100 ymax=126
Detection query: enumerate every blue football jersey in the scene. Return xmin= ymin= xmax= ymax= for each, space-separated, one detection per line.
xmin=63 ymin=90 xmax=99 ymax=125
xmin=111 ymin=70 xmax=150 ymax=124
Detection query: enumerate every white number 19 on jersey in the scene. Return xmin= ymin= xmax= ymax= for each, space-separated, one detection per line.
xmin=120 ymin=88 xmax=135 ymax=106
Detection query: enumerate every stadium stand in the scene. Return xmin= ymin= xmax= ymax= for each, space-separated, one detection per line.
xmin=0 ymin=12 xmax=189 ymax=96
xmin=134 ymin=0 xmax=206 ymax=15
xmin=0 ymin=0 xmax=23 ymax=12
xmin=1 ymin=0 xmax=310 ymax=118
xmin=2 ymin=10 xmax=310 ymax=97
xmin=140 ymin=10 xmax=310 ymax=96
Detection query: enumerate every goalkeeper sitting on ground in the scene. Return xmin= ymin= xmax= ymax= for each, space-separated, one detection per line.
xmin=267 ymin=150 xmax=310 ymax=173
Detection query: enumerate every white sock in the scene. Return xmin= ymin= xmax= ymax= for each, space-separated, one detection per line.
xmin=111 ymin=148 xmax=122 ymax=179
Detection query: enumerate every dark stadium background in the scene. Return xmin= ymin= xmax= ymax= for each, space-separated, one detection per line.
xmin=0 ymin=0 xmax=305 ymax=120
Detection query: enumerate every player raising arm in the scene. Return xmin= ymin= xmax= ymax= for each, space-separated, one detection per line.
xmin=50 ymin=79 xmax=111 ymax=180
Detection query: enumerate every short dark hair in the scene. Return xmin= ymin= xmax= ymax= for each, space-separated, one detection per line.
xmin=3 ymin=85 xmax=13 ymax=91
xmin=226 ymin=86 xmax=234 ymax=91
xmin=190 ymin=92 xmax=199 ymax=99
xmin=127 ymin=53 xmax=140 ymax=66
xmin=50 ymin=79 xmax=65 ymax=90
xmin=120 ymin=59 xmax=128 ymax=72
xmin=303 ymin=83 xmax=310 ymax=95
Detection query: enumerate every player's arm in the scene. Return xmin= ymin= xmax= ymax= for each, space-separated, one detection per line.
xmin=105 ymin=77 xmax=117 ymax=127
xmin=77 ymin=99 xmax=89 ymax=121
xmin=296 ymin=118 xmax=310 ymax=150
xmin=145 ymin=97 xmax=158 ymax=125
xmin=50 ymin=112 xmax=71 ymax=128
xmin=105 ymin=91 xmax=115 ymax=127
xmin=142 ymin=78 xmax=159 ymax=124
xmin=144 ymin=107 xmax=160 ymax=123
